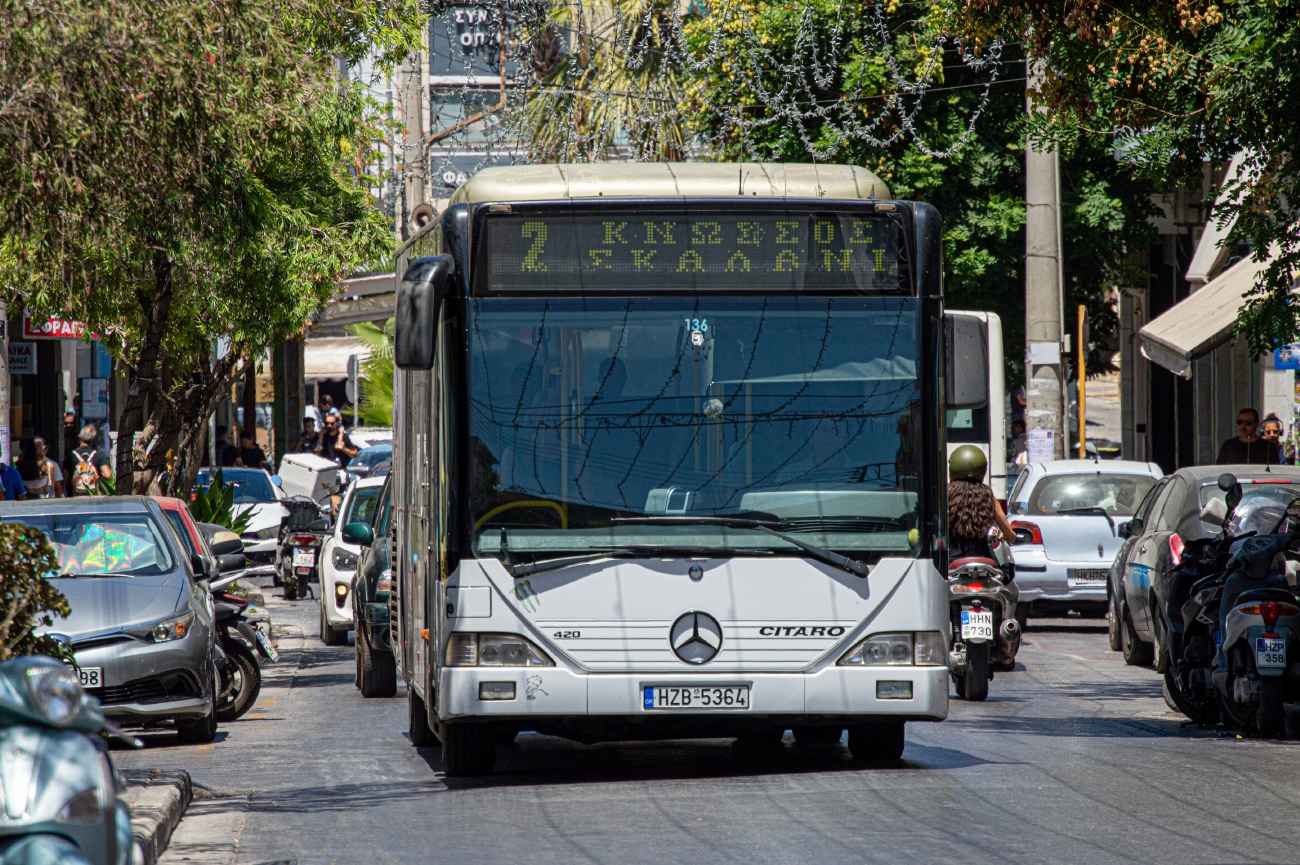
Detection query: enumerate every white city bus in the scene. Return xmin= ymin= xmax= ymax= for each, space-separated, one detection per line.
xmin=390 ymin=163 xmax=983 ymax=775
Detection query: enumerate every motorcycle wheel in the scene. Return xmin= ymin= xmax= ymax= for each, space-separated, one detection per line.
xmin=962 ymin=641 xmax=990 ymax=702
xmin=1162 ymin=669 xmax=1218 ymax=725
xmin=1258 ymin=678 xmax=1284 ymax=737
xmin=216 ymin=639 xmax=261 ymax=722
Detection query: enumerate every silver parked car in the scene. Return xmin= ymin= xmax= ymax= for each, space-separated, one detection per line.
xmin=0 ymin=497 xmax=219 ymax=743
xmin=1006 ymin=459 xmax=1164 ymax=620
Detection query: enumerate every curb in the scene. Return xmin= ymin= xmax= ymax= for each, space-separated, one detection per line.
xmin=121 ymin=769 xmax=193 ymax=865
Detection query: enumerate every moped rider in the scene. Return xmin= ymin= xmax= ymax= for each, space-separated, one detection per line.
xmin=947 ymin=445 xmax=1015 ymax=568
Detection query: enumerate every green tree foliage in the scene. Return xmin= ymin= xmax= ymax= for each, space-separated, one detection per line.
xmin=520 ymin=0 xmax=688 ymax=161
xmin=188 ymin=470 xmax=255 ymax=536
xmin=346 ymin=319 xmax=396 ymax=426
xmin=683 ymin=0 xmax=1159 ymax=380
xmin=0 ymin=526 xmax=72 ymax=662
xmin=0 ymin=0 xmax=423 ymax=496
xmin=944 ymin=0 xmax=1300 ymax=357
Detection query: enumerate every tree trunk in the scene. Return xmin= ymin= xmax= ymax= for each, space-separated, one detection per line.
xmin=115 ymin=250 xmax=175 ymax=495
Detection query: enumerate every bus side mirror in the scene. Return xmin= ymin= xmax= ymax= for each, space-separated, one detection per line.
xmin=395 ymin=255 xmax=455 ymax=370
xmin=944 ymin=312 xmax=989 ymax=409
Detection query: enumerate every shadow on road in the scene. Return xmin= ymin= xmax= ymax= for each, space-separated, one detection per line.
xmin=945 ymin=713 xmax=1197 ymax=739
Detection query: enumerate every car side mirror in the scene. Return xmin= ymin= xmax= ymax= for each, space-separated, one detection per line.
xmin=1117 ymin=521 xmax=1130 ymax=539
xmin=217 ymin=552 xmax=247 ymax=574
xmin=1125 ymin=517 xmax=1144 ymax=537
xmin=395 ymin=255 xmax=455 ymax=371
xmin=270 ymin=474 xmax=282 ymax=487
xmin=1218 ymin=473 xmax=1238 ymax=493
xmin=307 ymin=518 xmax=330 ymax=532
xmin=1199 ymin=496 xmax=1229 ymax=528
xmin=943 ymin=312 xmax=989 ymax=410
xmin=342 ymin=522 xmax=375 ymax=547
xmin=210 ymin=537 xmax=243 ymax=557
xmin=190 ymin=554 xmax=212 ymax=580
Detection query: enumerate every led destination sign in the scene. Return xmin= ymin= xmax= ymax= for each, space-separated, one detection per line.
xmin=480 ymin=210 xmax=905 ymax=292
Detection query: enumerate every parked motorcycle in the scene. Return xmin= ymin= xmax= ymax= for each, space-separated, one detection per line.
xmin=278 ymin=497 xmax=330 ymax=601
xmin=0 ymin=656 xmax=139 ymax=865
xmin=210 ymin=572 xmax=278 ymax=722
xmin=948 ymin=531 xmax=1021 ymax=701
xmin=1164 ymin=473 xmax=1300 ymax=736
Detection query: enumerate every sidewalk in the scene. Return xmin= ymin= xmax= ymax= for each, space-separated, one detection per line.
xmin=121 ymin=769 xmax=193 ymax=865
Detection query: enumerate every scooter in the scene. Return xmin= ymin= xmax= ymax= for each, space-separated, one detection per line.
xmin=948 ymin=530 xmax=1021 ymax=702
xmin=211 ymin=573 xmax=278 ymax=722
xmin=0 ymin=656 xmax=138 ymax=865
xmin=278 ymin=497 xmax=330 ymax=601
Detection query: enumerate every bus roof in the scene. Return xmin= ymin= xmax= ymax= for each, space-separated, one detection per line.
xmin=447 ymin=163 xmax=890 ymax=204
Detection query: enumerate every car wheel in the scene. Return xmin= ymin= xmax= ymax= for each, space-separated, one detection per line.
xmin=441 ymin=722 xmax=496 ymax=776
xmin=178 ymin=673 xmax=219 ymax=745
xmin=409 ymin=688 xmax=438 ymax=747
xmin=1120 ymin=602 xmax=1154 ymax=667
xmin=358 ymin=631 xmax=397 ymax=698
xmin=320 ymin=602 xmax=348 ymax=646
xmin=847 ymin=721 xmax=905 ymax=763
xmin=1107 ymin=590 xmax=1122 ymax=652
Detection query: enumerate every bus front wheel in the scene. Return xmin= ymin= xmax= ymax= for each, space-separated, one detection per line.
xmin=442 ymin=722 xmax=497 ymax=776
xmin=848 ymin=721 xmax=905 ymax=763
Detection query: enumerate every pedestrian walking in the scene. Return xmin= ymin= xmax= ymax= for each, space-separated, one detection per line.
xmin=16 ymin=437 xmax=64 ymax=499
xmin=0 ymin=458 xmax=26 ymax=501
xmin=214 ymin=425 xmax=239 ymax=467
xmin=297 ymin=416 xmax=318 ymax=452
xmin=236 ymin=429 xmax=268 ymax=469
xmin=1260 ymin=414 xmax=1290 ymax=464
xmin=71 ymin=425 xmax=113 ymax=496
xmin=1216 ymin=408 xmax=1281 ymax=465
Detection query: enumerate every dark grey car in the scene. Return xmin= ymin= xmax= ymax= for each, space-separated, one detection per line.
xmin=0 ymin=497 xmax=219 ymax=743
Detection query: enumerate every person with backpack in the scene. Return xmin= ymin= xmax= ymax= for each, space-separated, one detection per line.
xmin=71 ymin=425 xmax=113 ymax=496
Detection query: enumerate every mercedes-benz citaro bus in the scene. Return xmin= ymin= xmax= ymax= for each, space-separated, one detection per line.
xmin=391 ymin=163 xmax=989 ymax=776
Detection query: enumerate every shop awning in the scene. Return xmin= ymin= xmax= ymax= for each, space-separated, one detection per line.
xmin=1138 ymin=255 xmax=1270 ymax=379
xmin=304 ymin=337 xmax=371 ymax=381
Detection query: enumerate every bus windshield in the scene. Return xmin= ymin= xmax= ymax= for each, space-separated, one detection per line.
xmin=468 ymin=295 xmax=921 ymax=558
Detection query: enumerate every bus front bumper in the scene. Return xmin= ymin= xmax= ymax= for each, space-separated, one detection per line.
xmin=438 ymin=666 xmax=948 ymax=722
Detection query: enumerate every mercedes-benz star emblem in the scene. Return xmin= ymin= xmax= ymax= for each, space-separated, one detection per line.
xmin=670 ymin=611 xmax=722 ymax=664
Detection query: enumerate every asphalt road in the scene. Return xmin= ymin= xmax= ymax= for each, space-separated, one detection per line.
xmin=117 ymin=574 xmax=1300 ymax=865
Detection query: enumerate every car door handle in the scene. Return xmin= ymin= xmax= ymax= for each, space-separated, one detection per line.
xmin=1138 ymin=545 xmax=1147 ymax=554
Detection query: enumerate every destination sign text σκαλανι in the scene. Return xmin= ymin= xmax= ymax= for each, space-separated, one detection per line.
xmin=479 ymin=211 xmax=905 ymax=292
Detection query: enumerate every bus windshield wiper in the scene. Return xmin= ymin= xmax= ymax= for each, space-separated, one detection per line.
xmin=1056 ymin=507 xmax=1116 ymax=536
xmin=503 ymin=545 xmax=773 ymax=579
xmin=612 ymin=516 xmax=871 ymax=580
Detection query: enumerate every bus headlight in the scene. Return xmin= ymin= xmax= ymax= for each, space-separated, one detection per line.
xmin=445 ymin=634 xmax=554 ymax=667
xmin=839 ymin=633 xmax=912 ymax=666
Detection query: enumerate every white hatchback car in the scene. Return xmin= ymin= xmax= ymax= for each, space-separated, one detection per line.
xmin=1006 ymin=459 xmax=1164 ymax=621
xmin=318 ymin=476 xmax=386 ymax=645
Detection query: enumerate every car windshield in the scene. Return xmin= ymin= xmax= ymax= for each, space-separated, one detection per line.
xmin=1024 ymin=473 xmax=1157 ymax=517
xmin=196 ymin=469 xmax=276 ymax=504
xmin=9 ymin=513 xmax=176 ymax=577
xmin=468 ymin=295 xmax=922 ymax=557
xmin=353 ymin=446 xmax=392 ymax=469
xmin=345 ymin=486 xmax=383 ymax=526
xmin=1201 ymin=484 xmax=1300 ymax=536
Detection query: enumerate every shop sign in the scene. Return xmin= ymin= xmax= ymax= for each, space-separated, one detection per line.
xmin=22 ymin=311 xmax=99 ymax=340
xmin=7 ymin=342 xmax=35 ymax=375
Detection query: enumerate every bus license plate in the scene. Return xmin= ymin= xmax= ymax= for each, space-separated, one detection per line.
xmin=643 ymin=685 xmax=750 ymax=710
xmin=78 ymin=667 xmax=102 ymax=688
xmin=961 ymin=609 xmax=994 ymax=641
xmin=293 ymin=550 xmax=316 ymax=567
xmin=1256 ymin=637 xmax=1286 ymax=669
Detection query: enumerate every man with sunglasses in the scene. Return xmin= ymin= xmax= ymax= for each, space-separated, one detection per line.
xmin=1216 ymin=407 xmax=1281 ymax=465
xmin=316 ymin=413 xmax=358 ymax=469
xmin=1260 ymin=414 xmax=1292 ymax=464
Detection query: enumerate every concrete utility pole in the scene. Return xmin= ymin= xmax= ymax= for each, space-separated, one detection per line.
xmin=1024 ymin=66 xmax=1066 ymax=460
xmin=398 ymin=50 xmax=426 ymax=240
